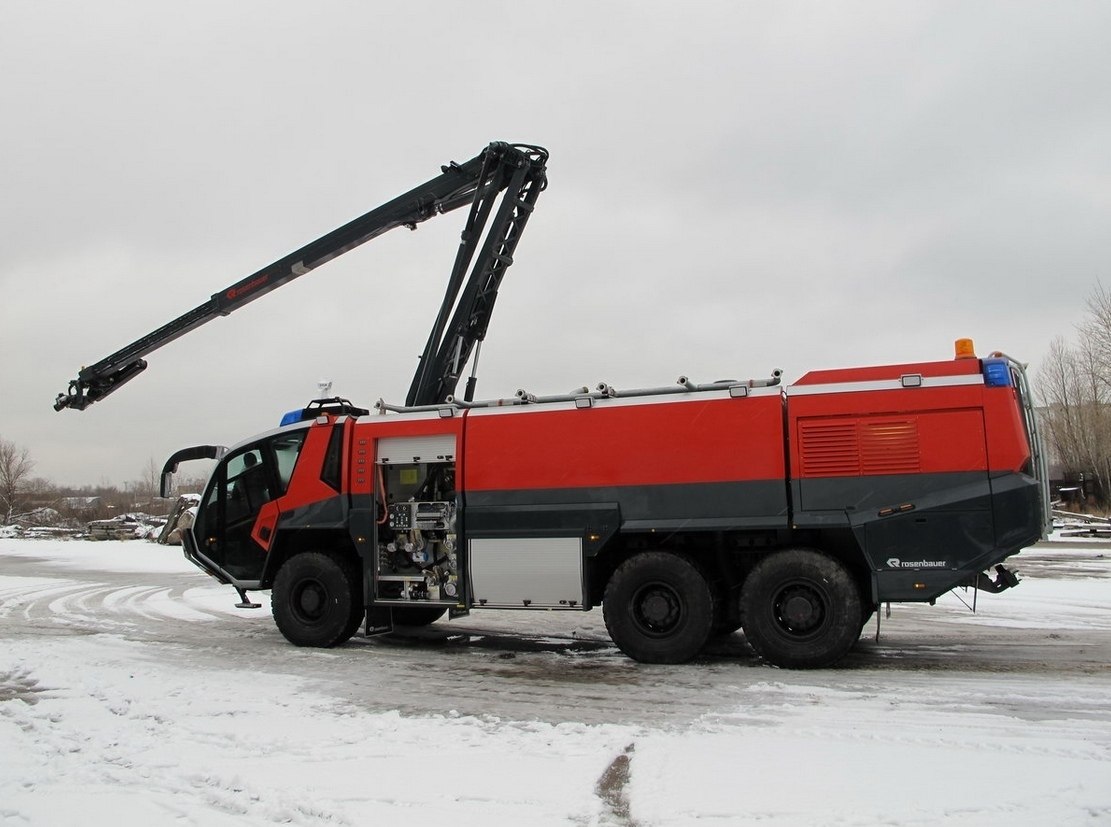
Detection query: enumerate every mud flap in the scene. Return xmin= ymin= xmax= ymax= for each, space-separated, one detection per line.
xmin=364 ymin=606 xmax=393 ymax=636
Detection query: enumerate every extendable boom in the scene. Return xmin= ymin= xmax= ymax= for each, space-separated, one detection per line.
xmin=54 ymin=141 xmax=547 ymax=411
xmin=407 ymin=145 xmax=547 ymax=406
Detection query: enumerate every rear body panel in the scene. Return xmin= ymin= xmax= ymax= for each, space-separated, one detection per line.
xmin=787 ymin=359 xmax=1043 ymax=601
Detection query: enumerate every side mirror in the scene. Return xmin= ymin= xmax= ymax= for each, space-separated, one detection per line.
xmin=160 ymin=445 xmax=228 ymax=499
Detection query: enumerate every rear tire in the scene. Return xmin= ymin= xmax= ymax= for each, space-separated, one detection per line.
xmin=603 ymin=552 xmax=714 ymax=664
xmin=740 ymin=549 xmax=861 ymax=669
xmin=272 ymin=552 xmax=362 ymax=647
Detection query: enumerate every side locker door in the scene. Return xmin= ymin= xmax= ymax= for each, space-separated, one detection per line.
xmin=371 ymin=430 xmax=463 ymax=612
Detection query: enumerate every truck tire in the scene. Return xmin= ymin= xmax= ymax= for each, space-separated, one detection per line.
xmin=340 ymin=599 xmax=366 ymax=644
xmin=740 ymin=549 xmax=861 ymax=669
xmin=603 ymin=552 xmax=715 ymax=664
xmin=272 ymin=552 xmax=363 ymax=648
xmin=391 ymin=606 xmax=447 ymax=627
xmin=859 ymin=605 xmax=876 ymax=635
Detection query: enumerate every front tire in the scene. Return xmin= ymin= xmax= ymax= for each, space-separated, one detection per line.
xmin=603 ymin=552 xmax=715 ymax=664
xmin=740 ymin=549 xmax=861 ymax=669
xmin=272 ymin=552 xmax=362 ymax=647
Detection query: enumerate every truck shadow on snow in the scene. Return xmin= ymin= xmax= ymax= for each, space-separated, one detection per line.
xmin=342 ymin=622 xmax=1111 ymax=679
xmin=352 ymin=623 xmax=764 ymax=671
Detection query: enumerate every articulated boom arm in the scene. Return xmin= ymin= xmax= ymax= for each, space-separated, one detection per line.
xmin=407 ymin=145 xmax=547 ymax=406
xmin=54 ymin=141 xmax=548 ymax=412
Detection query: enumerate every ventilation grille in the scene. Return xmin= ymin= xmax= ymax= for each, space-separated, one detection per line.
xmin=799 ymin=418 xmax=920 ymax=477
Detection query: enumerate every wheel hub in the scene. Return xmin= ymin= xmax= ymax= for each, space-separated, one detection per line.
xmin=782 ymin=593 xmax=816 ymax=626
xmin=295 ymin=581 xmax=326 ymax=620
xmin=775 ymin=585 xmax=824 ymax=634
xmin=642 ymin=592 xmax=673 ymax=624
xmin=634 ymin=584 xmax=682 ymax=634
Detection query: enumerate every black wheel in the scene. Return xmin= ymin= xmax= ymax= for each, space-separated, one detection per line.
xmin=339 ymin=595 xmax=367 ymax=644
xmin=603 ymin=552 xmax=715 ymax=664
xmin=272 ymin=552 xmax=363 ymax=647
xmin=859 ymin=604 xmax=876 ymax=635
xmin=391 ymin=606 xmax=447 ymax=627
xmin=740 ymin=549 xmax=861 ymax=669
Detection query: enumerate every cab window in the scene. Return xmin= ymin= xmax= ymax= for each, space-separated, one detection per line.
xmin=271 ymin=430 xmax=307 ymax=494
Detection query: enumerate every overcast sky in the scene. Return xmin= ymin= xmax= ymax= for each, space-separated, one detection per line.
xmin=3 ymin=1 xmax=1110 ymax=488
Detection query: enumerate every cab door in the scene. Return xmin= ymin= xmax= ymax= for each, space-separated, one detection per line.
xmin=189 ymin=429 xmax=307 ymax=584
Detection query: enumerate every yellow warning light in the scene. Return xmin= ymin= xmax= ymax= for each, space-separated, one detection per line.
xmin=954 ymin=338 xmax=977 ymax=360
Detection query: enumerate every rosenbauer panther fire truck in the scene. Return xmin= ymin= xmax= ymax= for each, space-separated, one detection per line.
xmin=56 ymin=141 xmax=1050 ymax=668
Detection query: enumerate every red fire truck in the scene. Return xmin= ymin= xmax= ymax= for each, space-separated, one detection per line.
xmin=57 ymin=142 xmax=1049 ymax=668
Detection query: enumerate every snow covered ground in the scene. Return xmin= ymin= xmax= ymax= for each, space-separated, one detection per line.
xmin=1 ymin=537 xmax=1109 ymax=826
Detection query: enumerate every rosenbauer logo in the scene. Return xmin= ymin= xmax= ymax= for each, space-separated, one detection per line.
xmin=226 ymin=275 xmax=270 ymax=301
xmin=886 ymin=557 xmax=948 ymax=569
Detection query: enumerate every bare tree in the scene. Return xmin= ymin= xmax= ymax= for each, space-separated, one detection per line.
xmin=176 ymin=473 xmax=210 ymax=495
xmin=1040 ymin=337 xmax=1082 ymax=474
xmin=131 ymin=456 xmax=161 ymax=501
xmin=0 ymin=437 xmax=35 ymax=523
xmin=1081 ymin=282 xmax=1111 ymax=387
xmin=1039 ymin=283 xmax=1111 ymax=507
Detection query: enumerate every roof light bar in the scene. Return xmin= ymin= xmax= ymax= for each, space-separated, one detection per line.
xmin=982 ymin=358 xmax=1013 ymax=387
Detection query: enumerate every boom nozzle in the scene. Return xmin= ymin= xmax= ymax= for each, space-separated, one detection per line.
xmin=53 ymin=359 xmax=148 ymax=412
